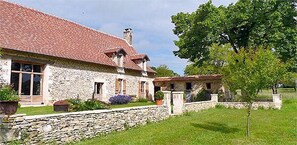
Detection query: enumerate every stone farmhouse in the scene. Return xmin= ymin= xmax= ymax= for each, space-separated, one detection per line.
xmin=0 ymin=1 xmax=155 ymax=105
xmin=154 ymin=75 xmax=224 ymax=98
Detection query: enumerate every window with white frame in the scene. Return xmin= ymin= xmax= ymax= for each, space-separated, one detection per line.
xmin=10 ymin=61 xmax=43 ymax=103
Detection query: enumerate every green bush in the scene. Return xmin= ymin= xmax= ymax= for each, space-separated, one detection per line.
xmin=192 ymin=88 xmax=211 ymax=102
xmin=137 ymin=98 xmax=148 ymax=102
xmin=0 ymin=84 xmax=19 ymax=101
xmin=67 ymin=98 xmax=109 ymax=112
xmin=84 ymin=100 xmax=109 ymax=110
xmin=154 ymin=91 xmax=164 ymax=100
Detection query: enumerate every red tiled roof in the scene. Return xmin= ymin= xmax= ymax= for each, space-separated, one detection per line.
xmin=130 ymin=54 xmax=150 ymax=61
xmin=153 ymin=75 xmax=222 ymax=82
xmin=0 ymin=1 xmax=154 ymax=73
xmin=104 ymin=48 xmax=126 ymax=55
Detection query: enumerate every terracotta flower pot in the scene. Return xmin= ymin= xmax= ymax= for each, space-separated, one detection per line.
xmin=53 ymin=105 xmax=69 ymax=112
xmin=0 ymin=100 xmax=19 ymax=115
xmin=156 ymin=99 xmax=163 ymax=105
xmin=53 ymin=100 xmax=69 ymax=112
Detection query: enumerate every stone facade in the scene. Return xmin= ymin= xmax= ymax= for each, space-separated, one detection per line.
xmin=154 ymin=80 xmax=223 ymax=97
xmin=0 ymin=50 xmax=155 ymax=105
xmin=0 ymin=105 xmax=169 ymax=144
xmin=0 ymin=57 xmax=11 ymax=84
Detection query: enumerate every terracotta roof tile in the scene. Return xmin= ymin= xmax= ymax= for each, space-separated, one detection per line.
xmin=0 ymin=1 xmax=154 ymax=73
xmin=130 ymin=54 xmax=150 ymax=61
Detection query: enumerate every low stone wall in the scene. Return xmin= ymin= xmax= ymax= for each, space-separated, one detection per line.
xmin=184 ymin=101 xmax=217 ymax=112
xmin=217 ymin=102 xmax=275 ymax=109
xmin=217 ymin=94 xmax=282 ymax=110
xmin=0 ymin=105 xmax=169 ymax=144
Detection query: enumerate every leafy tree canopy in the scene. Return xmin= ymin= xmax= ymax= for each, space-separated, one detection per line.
xmin=172 ymin=0 xmax=297 ymax=67
xmin=154 ymin=65 xmax=179 ymax=77
xmin=222 ymin=48 xmax=287 ymax=101
xmin=184 ymin=43 xmax=230 ymax=75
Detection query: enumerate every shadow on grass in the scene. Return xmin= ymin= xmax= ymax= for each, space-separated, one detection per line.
xmin=191 ymin=122 xmax=240 ymax=134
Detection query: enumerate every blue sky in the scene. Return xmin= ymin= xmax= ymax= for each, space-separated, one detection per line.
xmin=9 ymin=0 xmax=237 ymax=75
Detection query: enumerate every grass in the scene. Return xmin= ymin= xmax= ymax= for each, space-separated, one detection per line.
xmin=16 ymin=101 xmax=155 ymax=116
xmin=76 ymin=88 xmax=297 ymax=145
xmin=16 ymin=106 xmax=57 ymax=116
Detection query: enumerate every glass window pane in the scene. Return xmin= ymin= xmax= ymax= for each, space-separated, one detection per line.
xmin=22 ymin=64 xmax=32 ymax=72
xmin=33 ymin=74 xmax=41 ymax=95
xmin=10 ymin=73 xmax=19 ymax=94
xmin=21 ymin=74 xmax=31 ymax=95
xmin=33 ymin=65 xmax=41 ymax=72
xmin=11 ymin=62 xmax=21 ymax=71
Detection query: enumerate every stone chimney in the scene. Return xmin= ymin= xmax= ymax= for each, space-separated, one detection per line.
xmin=123 ymin=28 xmax=132 ymax=45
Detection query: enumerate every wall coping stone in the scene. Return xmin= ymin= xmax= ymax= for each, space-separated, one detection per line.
xmin=184 ymin=100 xmax=213 ymax=105
xmin=20 ymin=105 xmax=159 ymax=119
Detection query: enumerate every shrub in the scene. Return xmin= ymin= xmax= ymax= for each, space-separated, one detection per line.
xmin=192 ymin=88 xmax=211 ymax=102
xmin=0 ymin=84 xmax=19 ymax=101
xmin=137 ymin=98 xmax=148 ymax=102
xmin=67 ymin=98 xmax=84 ymax=111
xmin=109 ymin=95 xmax=132 ymax=105
xmin=67 ymin=98 xmax=109 ymax=111
xmin=84 ymin=100 xmax=109 ymax=110
xmin=154 ymin=91 xmax=164 ymax=100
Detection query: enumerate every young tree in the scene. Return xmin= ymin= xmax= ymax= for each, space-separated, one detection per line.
xmin=155 ymin=65 xmax=179 ymax=77
xmin=222 ymin=48 xmax=287 ymax=137
xmin=172 ymin=0 xmax=297 ymax=66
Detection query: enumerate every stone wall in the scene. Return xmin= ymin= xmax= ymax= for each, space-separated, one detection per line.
xmin=217 ymin=102 xmax=275 ymax=110
xmin=0 ymin=105 xmax=169 ymax=144
xmin=184 ymin=101 xmax=217 ymax=112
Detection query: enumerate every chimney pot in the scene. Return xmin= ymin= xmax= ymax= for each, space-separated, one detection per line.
xmin=123 ymin=28 xmax=132 ymax=45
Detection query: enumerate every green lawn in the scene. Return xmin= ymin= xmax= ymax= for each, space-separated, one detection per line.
xmin=76 ymin=89 xmax=297 ymax=145
xmin=16 ymin=102 xmax=155 ymax=116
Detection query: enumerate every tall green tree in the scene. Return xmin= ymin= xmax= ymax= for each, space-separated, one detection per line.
xmin=222 ymin=48 xmax=287 ymax=137
xmin=155 ymin=65 xmax=179 ymax=77
xmin=184 ymin=44 xmax=230 ymax=75
xmin=172 ymin=0 xmax=297 ymax=67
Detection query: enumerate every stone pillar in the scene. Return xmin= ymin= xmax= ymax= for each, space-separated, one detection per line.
xmin=162 ymin=91 xmax=171 ymax=115
xmin=272 ymin=94 xmax=282 ymax=110
xmin=211 ymin=94 xmax=218 ymax=102
xmin=172 ymin=91 xmax=184 ymax=115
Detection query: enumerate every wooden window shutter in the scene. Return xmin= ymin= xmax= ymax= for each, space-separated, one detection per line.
xmin=145 ymin=82 xmax=149 ymax=92
xmin=146 ymin=82 xmax=149 ymax=98
xmin=138 ymin=81 xmax=142 ymax=97
xmin=115 ymin=79 xmax=119 ymax=94
xmin=123 ymin=80 xmax=127 ymax=94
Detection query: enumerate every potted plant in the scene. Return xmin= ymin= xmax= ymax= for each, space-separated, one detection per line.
xmin=0 ymin=84 xmax=20 ymax=116
xmin=154 ymin=91 xmax=164 ymax=105
xmin=53 ymin=100 xmax=69 ymax=112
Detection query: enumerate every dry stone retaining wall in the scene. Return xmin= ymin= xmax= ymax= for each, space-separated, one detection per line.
xmin=0 ymin=105 xmax=169 ymax=144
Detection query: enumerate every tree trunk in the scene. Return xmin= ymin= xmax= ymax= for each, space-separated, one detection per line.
xmin=246 ymin=102 xmax=252 ymax=137
xmin=272 ymin=84 xmax=278 ymax=94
